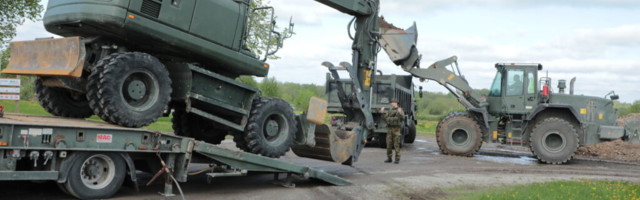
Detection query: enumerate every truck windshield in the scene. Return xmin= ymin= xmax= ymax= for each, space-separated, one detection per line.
xmin=489 ymin=71 xmax=502 ymax=96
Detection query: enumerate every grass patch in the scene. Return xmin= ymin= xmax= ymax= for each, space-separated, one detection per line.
xmin=417 ymin=120 xmax=437 ymax=137
xmin=0 ymin=100 xmax=174 ymax=132
xmin=450 ymin=180 xmax=640 ymax=200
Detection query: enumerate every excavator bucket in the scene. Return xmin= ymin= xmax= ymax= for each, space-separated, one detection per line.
xmin=292 ymin=124 xmax=357 ymax=164
xmin=378 ymin=18 xmax=421 ymax=71
xmin=291 ymin=97 xmax=358 ymax=165
xmin=2 ymin=37 xmax=85 ymax=77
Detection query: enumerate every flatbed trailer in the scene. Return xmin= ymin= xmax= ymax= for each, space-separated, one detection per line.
xmin=0 ymin=114 xmax=350 ymax=199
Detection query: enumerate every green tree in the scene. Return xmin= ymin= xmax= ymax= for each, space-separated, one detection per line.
xmin=0 ymin=0 xmax=43 ymax=48
xmin=259 ymin=76 xmax=279 ymax=97
xmin=236 ymin=75 xmax=259 ymax=88
xmin=245 ymin=0 xmax=294 ymax=60
xmin=293 ymin=89 xmax=316 ymax=110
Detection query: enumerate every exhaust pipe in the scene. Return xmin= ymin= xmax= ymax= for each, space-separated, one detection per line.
xmin=570 ymin=77 xmax=576 ymax=95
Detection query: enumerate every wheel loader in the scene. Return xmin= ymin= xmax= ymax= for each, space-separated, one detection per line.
xmin=2 ymin=0 xmax=425 ymax=165
xmin=378 ymin=40 xmax=640 ymax=164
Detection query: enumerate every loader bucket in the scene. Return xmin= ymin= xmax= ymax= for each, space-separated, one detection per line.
xmin=292 ymin=124 xmax=357 ymax=164
xmin=379 ymin=18 xmax=421 ymax=71
xmin=2 ymin=37 xmax=85 ymax=77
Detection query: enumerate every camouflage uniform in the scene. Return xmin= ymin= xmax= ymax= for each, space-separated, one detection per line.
xmin=384 ymin=106 xmax=404 ymax=162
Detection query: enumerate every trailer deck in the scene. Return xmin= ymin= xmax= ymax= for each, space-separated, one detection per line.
xmin=0 ymin=114 xmax=349 ymax=199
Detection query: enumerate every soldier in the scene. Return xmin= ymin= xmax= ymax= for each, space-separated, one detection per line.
xmin=380 ymin=98 xmax=404 ymax=164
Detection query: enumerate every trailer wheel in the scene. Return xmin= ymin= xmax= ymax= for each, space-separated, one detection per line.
xmin=436 ymin=112 xmax=483 ymax=156
xmin=529 ymin=117 xmax=579 ymax=164
xmin=404 ymin=120 xmax=417 ymax=143
xmin=88 ymin=52 xmax=172 ymax=128
xmin=172 ymin=108 xmax=227 ymax=144
xmin=64 ymin=153 xmax=126 ymax=199
xmin=242 ymin=97 xmax=296 ymax=158
xmin=35 ymin=77 xmax=93 ymax=118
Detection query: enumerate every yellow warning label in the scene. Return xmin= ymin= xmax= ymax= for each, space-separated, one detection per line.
xmin=447 ymin=73 xmax=455 ymax=81
xmin=580 ymin=108 xmax=587 ymax=114
xmin=364 ymin=70 xmax=371 ymax=86
xmin=599 ymin=113 xmax=604 ymax=119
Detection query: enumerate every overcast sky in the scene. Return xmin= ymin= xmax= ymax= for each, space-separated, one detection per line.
xmin=13 ymin=0 xmax=640 ymax=103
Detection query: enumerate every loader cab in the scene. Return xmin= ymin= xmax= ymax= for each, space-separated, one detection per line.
xmin=487 ymin=64 xmax=542 ymax=115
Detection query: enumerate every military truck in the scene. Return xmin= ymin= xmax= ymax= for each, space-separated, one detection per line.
xmin=326 ymin=71 xmax=417 ymax=147
xmin=394 ymin=56 xmax=640 ymax=164
xmin=2 ymin=0 xmax=425 ymax=165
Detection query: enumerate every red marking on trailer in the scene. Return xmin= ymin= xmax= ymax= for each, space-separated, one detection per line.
xmin=97 ymin=134 xmax=113 ymax=143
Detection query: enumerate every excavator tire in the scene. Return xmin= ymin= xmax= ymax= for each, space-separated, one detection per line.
xmin=88 ymin=52 xmax=171 ymax=128
xmin=172 ymin=108 xmax=227 ymax=144
xmin=86 ymin=54 xmax=119 ymax=120
xmin=529 ymin=117 xmax=579 ymax=164
xmin=436 ymin=112 xmax=483 ymax=156
xmin=241 ymin=97 xmax=296 ymax=158
xmin=35 ymin=77 xmax=93 ymax=118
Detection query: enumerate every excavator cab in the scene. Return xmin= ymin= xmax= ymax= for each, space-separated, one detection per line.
xmin=487 ymin=64 xmax=543 ymax=115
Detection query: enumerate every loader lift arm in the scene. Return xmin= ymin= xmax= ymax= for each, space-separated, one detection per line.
xmin=408 ymin=56 xmax=487 ymax=109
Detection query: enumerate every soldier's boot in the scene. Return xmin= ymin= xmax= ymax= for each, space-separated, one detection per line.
xmin=384 ymin=157 xmax=392 ymax=163
xmin=394 ymin=159 xmax=400 ymax=164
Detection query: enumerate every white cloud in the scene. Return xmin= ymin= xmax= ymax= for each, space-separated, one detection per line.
xmin=10 ymin=0 xmax=640 ymax=103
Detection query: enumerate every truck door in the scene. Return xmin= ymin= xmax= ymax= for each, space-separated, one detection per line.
xmin=502 ymin=68 xmax=526 ymax=113
xmin=158 ymin=0 xmax=196 ymax=31
xmin=190 ymin=0 xmax=244 ymax=49
xmin=523 ymin=68 xmax=538 ymax=112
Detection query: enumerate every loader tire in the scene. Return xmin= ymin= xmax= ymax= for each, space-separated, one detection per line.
xmin=35 ymin=77 xmax=93 ymax=118
xmin=242 ymin=97 xmax=296 ymax=158
xmin=436 ymin=112 xmax=483 ymax=156
xmin=88 ymin=52 xmax=171 ymax=128
xmin=529 ymin=117 xmax=579 ymax=164
xmin=172 ymin=108 xmax=226 ymax=144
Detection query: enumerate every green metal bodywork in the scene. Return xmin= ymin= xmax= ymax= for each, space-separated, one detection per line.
xmin=0 ymin=114 xmax=350 ymax=192
xmin=405 ymin=56 xmax=632 ymax=147
xmin=326 ymin=73 xmax=416 ymax=140
xmin=44 ymin=0 xmax=267 ymax=77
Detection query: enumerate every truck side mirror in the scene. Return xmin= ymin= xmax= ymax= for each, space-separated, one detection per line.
xmin=419 ymin=86 xmax=423 ymax=98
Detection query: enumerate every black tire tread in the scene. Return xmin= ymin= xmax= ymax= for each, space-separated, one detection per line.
xmin=91 ymin=52 xmax=172 ymax=128
xmin=435 ymin=112 xmax=483 ymax=157
xmin=529 ymin=117 xmax=579 ymax=165
xmin=35 ymin=77 xmax=93 ymax=118
xmin=241 ymin=97 xmax=297 ymax=158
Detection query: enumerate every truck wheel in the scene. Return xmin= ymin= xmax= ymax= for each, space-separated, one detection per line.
xmin=64 ymin=153 xmax=126 ymax=199
xmin=35 ymin=77 xmax=93 ymax=118
xmin=436 ymin=112 xmax=483 ymax=156
xmin=378 ymin=133 xmax=387 ymax=148
xmin=404 ymin=120 xmax=417 ymax=143
xmin=172 ymin=108 xmax=227 ymax=144
xmin=529 ymin=118 xmax=579 ymax=164
xmin=88 ymin=52 xmax=172 ymax=128
xmin=242 ymin=97 xmax=296 ymax=158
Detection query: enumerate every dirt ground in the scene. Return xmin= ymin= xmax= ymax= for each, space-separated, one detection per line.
xmin=2 ymin=136 xmax=639 ymax=200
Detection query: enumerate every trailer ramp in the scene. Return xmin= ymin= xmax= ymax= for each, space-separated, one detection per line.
xmin=192 ymin=141 xmax=351 ymax=186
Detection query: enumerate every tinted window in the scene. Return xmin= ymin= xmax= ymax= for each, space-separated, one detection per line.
xmin=506 ymin=70 xmax=524 ymax=96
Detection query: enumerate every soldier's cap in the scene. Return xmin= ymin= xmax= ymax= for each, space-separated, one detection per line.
xmin=390 ymin=98 xmax=398 ymax=103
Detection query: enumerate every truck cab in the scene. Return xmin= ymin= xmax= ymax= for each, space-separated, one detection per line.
xmin=487 ymin=63 xmax=542 ymax=116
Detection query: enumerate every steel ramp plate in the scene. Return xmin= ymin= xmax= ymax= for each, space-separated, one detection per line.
xmin=192 ymin=141 xmax=351 ymax=186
